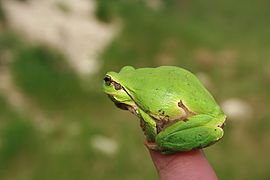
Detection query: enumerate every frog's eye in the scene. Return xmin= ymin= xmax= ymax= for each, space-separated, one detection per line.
xmin=104 ymin=75 xmax=112 ymax=86
xmin=114 ymin=82 xmax=122 ymax=90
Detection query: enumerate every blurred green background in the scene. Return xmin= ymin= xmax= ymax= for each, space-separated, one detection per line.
xmin=0 ymin=0 xmax=270 ymax=179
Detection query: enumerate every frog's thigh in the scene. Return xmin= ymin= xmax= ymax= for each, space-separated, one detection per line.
xmin=156 ymin=114 xmax=223 ymax=152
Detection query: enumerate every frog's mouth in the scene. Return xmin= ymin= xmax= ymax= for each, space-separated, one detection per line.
xmin=218 ymin=122 xmax=225 ymax=129
xmin=108 ymin=95 xmax=128 ymax=110
xmin=107 ymin=94 xmax=138 ymax=112
xmin=107 ymin=94 xmax=141 ymax=118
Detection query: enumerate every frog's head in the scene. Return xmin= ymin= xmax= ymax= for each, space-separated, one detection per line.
xmin=103 ymin=71 xmax=135 ymax=109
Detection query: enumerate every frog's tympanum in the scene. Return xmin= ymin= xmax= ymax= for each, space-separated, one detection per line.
xmin=103 ymin=66 xmax=226 ymax=154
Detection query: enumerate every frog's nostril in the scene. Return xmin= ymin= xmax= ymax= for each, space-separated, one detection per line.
xmin=104 ymin=75 xmax=112 ymax=85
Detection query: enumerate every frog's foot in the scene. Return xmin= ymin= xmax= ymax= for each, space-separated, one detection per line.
xmin=156 ymin=114 xmax=225 ymax=152
xmin=144 ymin=140 xmax=159 ymax=150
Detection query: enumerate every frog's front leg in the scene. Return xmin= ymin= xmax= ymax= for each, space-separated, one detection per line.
xmin=137 ymin=109 xmax=158 ymax=148
xmin=156 ymin=114 xmax=225 ymax=154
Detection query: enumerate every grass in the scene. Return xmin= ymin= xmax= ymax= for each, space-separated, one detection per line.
xmin=11 ymin=45 xmax=89 ymax=112
xmin=0 ymin=96 xmax=40 ymax=179
xmin=0 ymin=0 xmax=5 ymax=23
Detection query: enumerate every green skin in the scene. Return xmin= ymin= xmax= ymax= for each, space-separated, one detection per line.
xmin=103 ymin=66 xmax=226 ymax=154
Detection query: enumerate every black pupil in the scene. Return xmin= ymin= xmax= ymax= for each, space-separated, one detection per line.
xmin=104 ymin=76 xmax=111 ymax=85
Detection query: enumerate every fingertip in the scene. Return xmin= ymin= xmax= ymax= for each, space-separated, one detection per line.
xmin=149 ymin=149 xmax=218 ymax=180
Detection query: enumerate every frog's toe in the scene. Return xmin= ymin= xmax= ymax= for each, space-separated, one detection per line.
xmin=144 ymin=140 xmax=159 ymax=150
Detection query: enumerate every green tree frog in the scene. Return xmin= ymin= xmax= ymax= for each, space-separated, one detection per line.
xmin=103 ymin=66 xmax=226 ymax=154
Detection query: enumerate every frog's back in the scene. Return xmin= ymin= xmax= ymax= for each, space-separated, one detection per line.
xmin=119 ymin=66 xmax=222 ymax=116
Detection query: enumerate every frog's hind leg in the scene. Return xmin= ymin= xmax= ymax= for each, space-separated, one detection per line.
xmin=156 ymin=114 xmax=224 ymax=153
